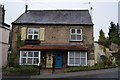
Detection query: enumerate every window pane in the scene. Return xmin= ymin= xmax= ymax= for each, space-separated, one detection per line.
xmin=81 ymin=58 xmax=86 ymax=65
xmin=69 ymin=52 xmax=74 ymax=58
xmin=81 ymin=52 xmax=86 ymax=57
xmin=28 ymin=52 xmax=33 ymax=57
xmin=34 ymin=58 xmax=38 ymax=64
xmin=71 ymin=35 xmax=76 ymax=40
xmin=75 ymin=52 xmax=80 ymax=58
xmin=21 ymin=58 xmax=26 ymax=64
xmin=34 ymin=29 xmax=39 ymax=34
xmin=77 ymin=29 xmax=81 ymax=34
xmin=71 ymin=29 xmax=75 ymax=33
xmin=69 ymin=58 xmax=74 ymax=64
xmin=77 ymin=35 xmax=81 ymax=40
xmin=28 ymin=58 xmax=32 ymax=64
xmin=28 ymin=28 xmax=33 ymax=34
xmin=28 ymin=35 xmax=32 ymax=39
xmin=34 ymin=52 xmax=39 ymax=57
xmin=75 ymin=58 xmax=80 ymax=65
xmin=34 ymin=35 xmax=38 ymax=39
xmin=22 ymin=52 xmax=27 ymax=57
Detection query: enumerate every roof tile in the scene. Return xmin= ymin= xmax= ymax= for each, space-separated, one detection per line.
xmin=20 ymin=45 xmax=88 ymax=51
xmin=13 ymin=10 xmax=93 ymax=25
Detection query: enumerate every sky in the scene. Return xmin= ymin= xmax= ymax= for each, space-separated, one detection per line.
xmin=0 ymin=0 xmax=119 ymax=41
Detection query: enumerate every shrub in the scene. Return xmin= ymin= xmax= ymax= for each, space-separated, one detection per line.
xmin=7 ymin=54 xmax=16 ymax=67
xmin=19 ymin=66 xmax=37 ymax=73
xmin=7 ymin=66 xmax=37 ymax=73
xmin=6 ymin=67 xmax=19 ymax=73
xmin=102 ymin=57 xmax=112 ymax=66
xmin=65 ymin=63 xmax=117 ymax=72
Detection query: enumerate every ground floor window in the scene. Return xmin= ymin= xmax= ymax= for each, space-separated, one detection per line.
xmin=68 ymin=51 xmax=87 ymax=66
xmin=20 ymin=51 xmax=41 ymax=65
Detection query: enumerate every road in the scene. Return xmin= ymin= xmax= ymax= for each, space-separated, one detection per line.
xmin=30 ymin=67 xmax=119 ymax=78
xmin=69 ymin=69 xmax=118 ymax=78
xmin=2 ymin=67 xmax=119 ymax=80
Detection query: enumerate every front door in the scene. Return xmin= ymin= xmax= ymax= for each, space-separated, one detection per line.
xmin=46 ymin=53 xmax=53 ymax=68
xmin=55 ymin=52 xmax=62 ymax=68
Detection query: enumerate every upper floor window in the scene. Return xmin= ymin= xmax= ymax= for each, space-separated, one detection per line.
xmin=27 ymin=28 xmax=39 ymax=40
xmin=70 ymin=29 xmax=82 ymax=41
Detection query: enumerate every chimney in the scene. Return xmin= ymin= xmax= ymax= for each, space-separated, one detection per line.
xmin=25 ymin=5 xmax=28 ymax=13
xmin=2 ymin=5 xmax=5 ymax=23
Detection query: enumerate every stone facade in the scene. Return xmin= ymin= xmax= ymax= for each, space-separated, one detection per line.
xmin=11 ymin=24 xmax=94 ymax=66
xmin=11 ymin=10 xmax=94 ymax=67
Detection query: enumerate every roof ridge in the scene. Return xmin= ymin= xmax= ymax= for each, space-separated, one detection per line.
xmin=28 ymin=9 xmax=89 ymax=12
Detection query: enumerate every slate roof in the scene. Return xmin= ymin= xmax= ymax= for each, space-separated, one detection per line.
xmin=20 ymin=45 xmax=88 ymax=51
xmin=13 ymin=10 xmax=93 ymax=25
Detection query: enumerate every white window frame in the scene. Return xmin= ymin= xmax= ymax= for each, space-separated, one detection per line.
xmin=68 ymin=51 xmax=87 ymax=66
xmin=27 ymin=28 xmax=39 ymax=40
xmin=19 ymin=51 xmax=41 ymax=65
xmin=70 ymin=29 xmax=82 ymax=41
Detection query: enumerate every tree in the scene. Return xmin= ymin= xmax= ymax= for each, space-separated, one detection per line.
xmin=8 ymin=33 xmax=24 ymax=67
xmin=108 ymin=22 xmax=120 ymax=44
xmin=98 ymin=29 xmax=105 ymax=42
xmin=97 ymin=29 xmax=110 ymax=48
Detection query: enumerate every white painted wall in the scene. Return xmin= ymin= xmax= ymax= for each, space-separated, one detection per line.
xmin=0 ymin=28 xmax=10 ymax=44
xmin=0 ymin=28 xmax=2 ymax=68
xmin=0 ymin=44 xmax=2 ymax=69
xmin=0 ymin=27 xmax=10 ymax=67
xmin=2 ymin=43 xmax=9 ymax=66
xmin=0 ymin=28 xmax=2 ymax=43
xmin=94 ymin=43 xmax=112 ymax=64
xmin=0 ymin=5 xmax=10 ymax=68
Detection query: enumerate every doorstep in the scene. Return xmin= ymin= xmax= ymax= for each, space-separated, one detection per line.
xmin=41 ymin=68 xmax=63 ymax=69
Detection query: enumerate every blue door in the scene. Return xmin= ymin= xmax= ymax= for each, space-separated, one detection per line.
xmin=55 ymin=52 xmax=62 ymax=68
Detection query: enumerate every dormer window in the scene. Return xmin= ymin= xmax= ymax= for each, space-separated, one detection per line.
xmin=70 ymin=29 xmax=82 ymax=41
xmin=27 ymin=28 xmax=39 ymax=40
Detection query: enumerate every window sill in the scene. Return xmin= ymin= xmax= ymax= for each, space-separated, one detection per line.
xmin=24 ymin=39 xmax=40 ymax=45
xmin=26 ymin=39 xmax=40 ymax=41
xmin=67 ymin=64 xmax=81 ymax=66
xmin=20 ymin=64 xmax=39 ymax=65
xmin=69 ymin=40 xmax=83 ymax=42
xmin=67 ymin=64 xmax=87 ymax=66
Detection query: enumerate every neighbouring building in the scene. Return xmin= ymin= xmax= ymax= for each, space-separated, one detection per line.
xmin=94 ymin=42 xmax=117 ymax=64
xmin=109 ymin=43 xmax=119 ymax=64
xmin=11 ymin=8 xmax=94 ymax=68
xmin=0 ymin=5 xmax=10 ymax=67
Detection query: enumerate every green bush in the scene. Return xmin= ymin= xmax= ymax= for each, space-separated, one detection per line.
xmin=6 ymin=67 xmax=19 ymax=73
xmin=102 ymin=57 xmax=112 ymax=66
xmin=19 ymin=66 xmax=37 ymax=73
xmin=65 ymin=63 xmax=117 ymax=72
xmin=7 ymin=54 xmax=16 ymax=67
xmin=7 ymin=66 xmax=37 ymax=73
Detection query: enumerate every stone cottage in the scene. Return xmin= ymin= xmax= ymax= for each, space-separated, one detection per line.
xmin=11 ymin=9 xmax=94 ymax=68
